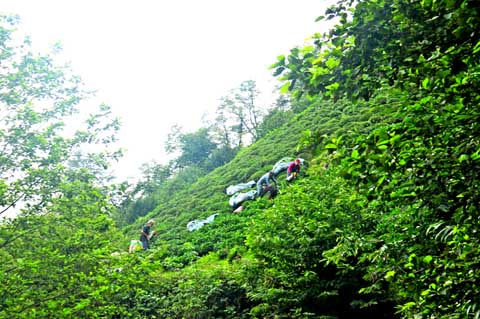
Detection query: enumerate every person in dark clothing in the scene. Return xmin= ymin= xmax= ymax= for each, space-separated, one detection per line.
xmin=256 ymin=171 xmax=278 ymax=196
xmin=140 ymin=219 xmax=156 ymax=250
xmin=260 ymin=184 xmax=278 ymax=200
xmin=286 ymin=158 xmax=301 ymax=181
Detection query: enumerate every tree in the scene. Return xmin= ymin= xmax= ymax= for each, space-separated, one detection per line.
xmin=213 ymin=80 xmax=266 ymax=147
xmin=135 ymin=161 xmax=171 ymax=196
xmin=233 ymin=80 xmax=263 ymax=141
xmin=165 ymin=126 xmax=217 ymax=170
xmin=0 ymin=176 xmax=125 ymax=318
xmin=0 ymin=15 xmax=125 ymax=318
xmin=272 ymin=0 xmax=480 ymax=317
xmin=0 ymin=16 xmax=121 ymax=220
xmin=113 ymin=161 xmax=171 ymax=227
xmin=210 ymin=98 xmax=239 ymax=149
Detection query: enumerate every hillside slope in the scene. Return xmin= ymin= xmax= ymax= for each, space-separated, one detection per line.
xmin=123 ymin=93 xmax=391 ymax=258
xmin=114 ymin=91 xmax=401 ymax=318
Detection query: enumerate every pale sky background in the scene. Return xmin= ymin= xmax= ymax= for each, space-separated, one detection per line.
xmin=1 ymin=0 xmax=335 ymax=182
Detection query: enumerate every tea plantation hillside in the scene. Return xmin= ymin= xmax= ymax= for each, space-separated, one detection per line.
xmin=114 ymin=91 xmax=403 ymax=318
xmin=3 ymin=0 xmax=479 ymax=317
xmin=122 ymin=94 xmax=389 ymax=260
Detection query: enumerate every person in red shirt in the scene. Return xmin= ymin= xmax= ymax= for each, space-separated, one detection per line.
xmin=286 ymin=159 xmax=301 ymax=181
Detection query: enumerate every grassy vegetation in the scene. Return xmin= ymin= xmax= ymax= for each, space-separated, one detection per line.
xmin=123 ymin=96 xmax=376 ymax=254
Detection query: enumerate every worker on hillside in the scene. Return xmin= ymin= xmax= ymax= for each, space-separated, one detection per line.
xmin=260 ymin=184 xmax=278 ymax=200
xmin=286 ymin=158 xmax=301 ymax=181
xmin=256 ymin=171 xmax=278 ymax=197
xmin=140 ymin=219 xmax=157 ymax=250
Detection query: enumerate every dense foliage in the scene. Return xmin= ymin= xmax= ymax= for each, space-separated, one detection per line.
xmin=271 ymin=0 xmax=480 ymax=317
xmin=2 ymin=0 xmax=480 ymax=317
xmin=0 ymin=15 xmax=125 ymax=318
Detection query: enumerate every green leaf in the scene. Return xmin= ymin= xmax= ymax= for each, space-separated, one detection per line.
xmin=377 ymin=175 xmax=386 ymax=186
xmin=422 ymin=77 xmax=430 ymax=89
xmin=421 ymin=289 xmax=431 ymax=296
xmin=423 ymin=255 xmax=433 ymax=263
xmin=458 ymin=154 xmax=469 ymax=162
xmin=351 ymin=149 xmax=359 ymax=159
xmin=280 ymin=82 xmax=291 ymax=94
xmin=325 ymin=57 xmax=340 ymax=69
xmin=384 ymin=270 xmax=395 ymax=279
xmin=325 ymin=82 xmax=340 ymax=92
xmin=473 ymin=40 xmax=480 ymax=54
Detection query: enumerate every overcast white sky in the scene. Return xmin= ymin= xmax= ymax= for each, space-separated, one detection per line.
xmin=1 ymin=0 xmax=335 ymax=181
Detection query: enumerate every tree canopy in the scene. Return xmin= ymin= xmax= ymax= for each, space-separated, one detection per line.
xmin=0 ymin=14 xmax=125 ymax=318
